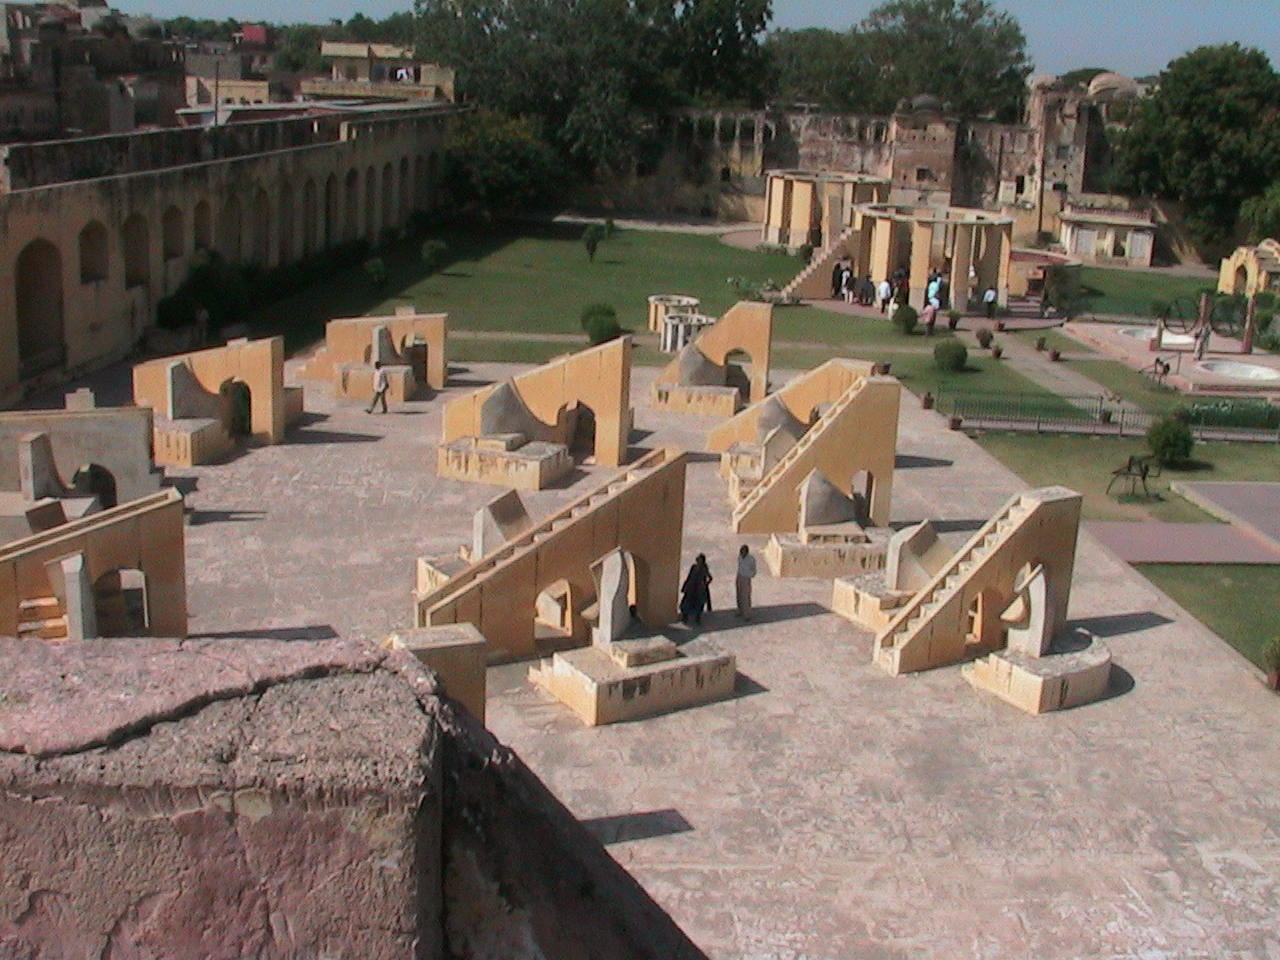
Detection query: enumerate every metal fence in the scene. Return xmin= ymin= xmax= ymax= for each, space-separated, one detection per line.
xmin=934 ymin=391 xmax=1280 ymax=443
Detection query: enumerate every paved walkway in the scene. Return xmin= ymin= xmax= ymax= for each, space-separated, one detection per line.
xmin=1173 ymin=482 xmax=1280 ymax=548
xmin=1086 ymin=521 xmax=1280 ymax=563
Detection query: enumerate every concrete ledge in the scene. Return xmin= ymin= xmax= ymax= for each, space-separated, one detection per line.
xmin=963 ymin=640 xmax=1112 ymax=714
xmin=437 ymin=437 xmax=572 ymax=490
xmin=153 ymin=416 xmax=233 ymax=467
xmin=764 ymin=529 xmax=890 ymax=578
xmin=529 ymin=639 xmax=735 ymax=726
xmin=830 ymin=572 xmax=912 ymax=632
xmin=650 ymin=384 xmax=741 ymax=418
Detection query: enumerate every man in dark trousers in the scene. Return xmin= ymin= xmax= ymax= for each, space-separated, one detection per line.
xmin=366 ymin=361 xmax=390 ymax=414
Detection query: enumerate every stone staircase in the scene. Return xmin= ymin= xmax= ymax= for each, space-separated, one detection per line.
xmin=731 ymin=379 xmax=863 ymax=529
xmin=780 ymin=224 xmax=858 ymax=300
xmin=872 ymin=496 xmax=1036 ymax=674
xmin=17 ymin=595 xmax=67 ymax=641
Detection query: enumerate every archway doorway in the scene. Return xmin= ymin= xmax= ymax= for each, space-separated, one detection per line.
xmin=72 ymin=463 xmax=118 ymax=509
xmin=15 ymin=239 xmax=65 ymax=378
xmin=94 ymin=568 xmax=148 ymax=636
xmin=724 ymin=348 xmax=753 ymax=401
xmin=220 ymin=379 xmax=252 ymax=438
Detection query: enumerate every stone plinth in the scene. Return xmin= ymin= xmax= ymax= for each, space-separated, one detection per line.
xmin=763 ymin=526 xmax=891 ymax=579
xmin=152 ymin=416 xmax=234 ymax=468
xmin=830 ymin=571 xmax=913 ymax=633
xmin=437 ymin=437 xmax=573 ymax=490
xmin=650 ymin=384 xmax=742 ymax=417
xmin=337 ymin=363 xmax=418 ymax=404
xmin=528 ymin=638 xmax=735 ymax=726
xmin=963 ymin=639 xmax=1112 ymax=714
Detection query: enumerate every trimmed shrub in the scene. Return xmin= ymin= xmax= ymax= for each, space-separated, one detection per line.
xmin=583 ymin=223 xmax=606 ymax=261
xmin=580 ymin=302 xmax=618 ymax=331
xmin=584 ymin=313 xmax=623 ymax=345
xmin=155 ymin=292 xmax=199 ymax=330
xmin=420 ymin=239 xmax=448 ymax=272
xmin=1147 ymin=415 xmax=1194 ymax=464
xmin=797 ymin=242 xmax=814 ymax=263
xmin=933 ymin=338 xmax=968 ymax=372
xmin=975 ymin=327 xmax=994 ymax=348
xmin=892 ymin=304 xmax=918 ymax=335
xmin=363 ymin=257 xmax=388 ymax=288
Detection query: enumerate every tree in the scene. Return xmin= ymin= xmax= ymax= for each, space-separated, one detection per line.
xmin=673 ymin=0 xmax=772 ymax=105
xmin=765 ymin=28 xmax=879 ymax=111
xmin=583 ymin=224 xmax=606 ymax=261
xmin=441 ymin=109 xmax=561 ymax=216
xmin=1056 ymin=67 xmax=1110 ymax=90
xmin=1238 ymin=180 xmax=1280 ymax=243
xmin=1113 ymin=44 xmax=1280 ymax=249
xmin=858 ymin=0 xmax=1032 ymax=120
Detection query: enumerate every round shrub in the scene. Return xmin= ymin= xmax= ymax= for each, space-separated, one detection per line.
xmin=892 ymin=304 xmax=918 ymax=335
xmin=933 ymin=339 xmax=968 ymax=372
xmin=580 ymin=302 xmax=618 ymax=331
xmin=155 ymin=292 xmax=199 ymax=330
xmin=584 ymin=313 xmax=623 ymax=345
xmin=363 ymin=257 xmax=388 ymax=288
xmin=420 ymin=239 xmax=448 ymax=271
xmin=1147 ymin=415 xmax=1194 ymax=464
xmin=975 ymin=327 xmax=994 ymax=348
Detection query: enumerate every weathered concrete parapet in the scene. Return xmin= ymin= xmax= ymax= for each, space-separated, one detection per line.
xmin=302 ymin=308 xmax=448 ymax=405
xmin=651 ymin=301 xmax=773 ymax=418
xmin=439 ymin=337 xmax=633 ymax=488
xmin=420 ymin=448 xmax=686 ymax=661
xmin=0 ymin=635 xmax=706 ymax=958
xmin=133 ymin=336 xmax=300 ymax=466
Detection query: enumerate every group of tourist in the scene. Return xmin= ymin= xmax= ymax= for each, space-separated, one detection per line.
xmin=829 ymin=259 xmax=878 ymax=306
xmin=679 ymin=545 xmax=758 ymax=624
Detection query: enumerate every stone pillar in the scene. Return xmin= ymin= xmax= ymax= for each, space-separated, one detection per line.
xmin=60 ymin=553 xmax=97 ymax=643
xmin=868 ymin=216 xmax=893 ymax=288
xmin=977 ymin=225 xmax=1003 ymax=301
xmin=908 ymin=221 xmax=934 ymax=311
xmin=996 ymin=223 xmax=1013 ymax=307
xmin=1243 ymin=295 xmax=1257 ymax=354
xmin=950 ymin=223 xmax=975 ymax=314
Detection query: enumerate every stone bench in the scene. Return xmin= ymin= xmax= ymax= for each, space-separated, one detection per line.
xmin=437 ymin=436 xmax=573 ymax=490
xmin=152 ymin=417 xmax=233 ymax=468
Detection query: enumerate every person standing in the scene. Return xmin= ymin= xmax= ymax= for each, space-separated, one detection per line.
xmin=366 ymin=360 xmax=390 ymax=414
xmin=830 ymin=261 xmax=843 ymax=299
xmin=735 ymin=544 xmax=757 ymax=619
xmin=878 ymin=278 xmax=893 ymax=314
xmin=983 ymin=286 xmax=998 ymax=320
xmin=680 ymin=553 xmax=713 ymax=625
xmin=840 ymin=261 xmax=854 ymax=304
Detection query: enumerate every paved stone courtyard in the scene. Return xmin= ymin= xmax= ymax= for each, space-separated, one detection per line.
xmin=156 ymin=360 xmax=1280 ymax=959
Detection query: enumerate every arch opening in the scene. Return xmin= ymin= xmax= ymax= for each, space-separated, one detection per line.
xmin=220 ymin=379 xmax=253 ymax=438
xmin=79 ymin=220 xmax=109 ymax=283
xmin=72 ymin=463 xmax=118 ymax=509
xmin=15 ymin=239 xmax=65 ymax=377
xmin=94 ymin=568 xmax=149 ymax=637
xmin=122 ymin=214 xmax=150 ymax=288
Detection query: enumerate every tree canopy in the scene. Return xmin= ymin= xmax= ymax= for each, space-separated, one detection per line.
xmin=763 ymin=0 xmax=1030 ymax=118
xmin=1113 ymin=44 xmax=1280 ymax=248
xmin=858 ymin=0 xmax=1031 ymax=120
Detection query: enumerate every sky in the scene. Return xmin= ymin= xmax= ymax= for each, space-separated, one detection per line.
xmin=110 ymin=0 xmax=1280 ymax=78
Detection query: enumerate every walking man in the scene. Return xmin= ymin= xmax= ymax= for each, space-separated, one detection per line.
xmin=366 ymin=360 xmax=390 ymax=414
xmin=983 ymin=285 xmax=998 ymax=320
xmin=735 ymin=544 xmax=757 ymax=620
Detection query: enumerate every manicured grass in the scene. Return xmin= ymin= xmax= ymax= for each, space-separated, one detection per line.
xmin=1007 ymin=327 xmax=1094 ymax=355
xmin=250 ymin=223 xmax=806 ymax=352
xmin=1071 ymin=358 xmax=1184 ymax=413
xmin=1077 ymin=266 xmax=1210 ymax=319
xmin=973 ymin=432 xmax=1280 ymax=522
xmin=448 ymin=335 xmax=668 ymax=367
xmin=1136 ymin=564 xmax=1280 ymax=668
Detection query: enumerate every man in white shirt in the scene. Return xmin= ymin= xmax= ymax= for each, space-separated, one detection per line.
xmin=366 ymin=361 xmax=390 ymax=414
xmin=877 ymin=279 xmax=892 ymax=314
xmin=983 ymin=286 xmax=998 ymax=319
xmin=735 ymin=544 xmax=757 ymax=620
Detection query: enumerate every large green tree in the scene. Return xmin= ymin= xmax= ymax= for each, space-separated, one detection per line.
xmin=1113 ymin=44 xmax=1280 ymax=248
xmin=415 ymin=0 xmax=772 ymax=172
xmin=764 ymin=28 xmax=879 ymax=111
xmin=857 ymin=0 xmax=1031 ymax=120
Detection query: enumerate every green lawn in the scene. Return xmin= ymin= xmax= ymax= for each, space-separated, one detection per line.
xmin=973 ymin=433 xmax=1279 ymax=522
xmin=1070 ymin=358 xmax=1184 ymax=413
xmin=1136 ymin=564 xmax=1280 ymax=668
xmin=1077 ymin=266 xmax=1210 ymax=319
xmin=250 ymin=223 xmax=806 ymax=351
xmin=1007 ymin=327 xmax=1094 ymax=355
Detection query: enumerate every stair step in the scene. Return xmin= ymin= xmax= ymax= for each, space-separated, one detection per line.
xmin=18 ymin=616 xmax=68 ymax=639
xmin=19 ymin=596 xmax=61 ymax=616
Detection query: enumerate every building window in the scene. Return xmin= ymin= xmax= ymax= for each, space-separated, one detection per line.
xmin=1055 ymin=144 xmax=1071 ymax=161
xmin=916 ymin=168 xmax=935 ymax=183
xmin=1015 ymin=175 xmax=1026 ymax=195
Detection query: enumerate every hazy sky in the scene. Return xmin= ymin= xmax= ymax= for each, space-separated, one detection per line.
xmin=111 ymin=0 xmax=1280 ymax=77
